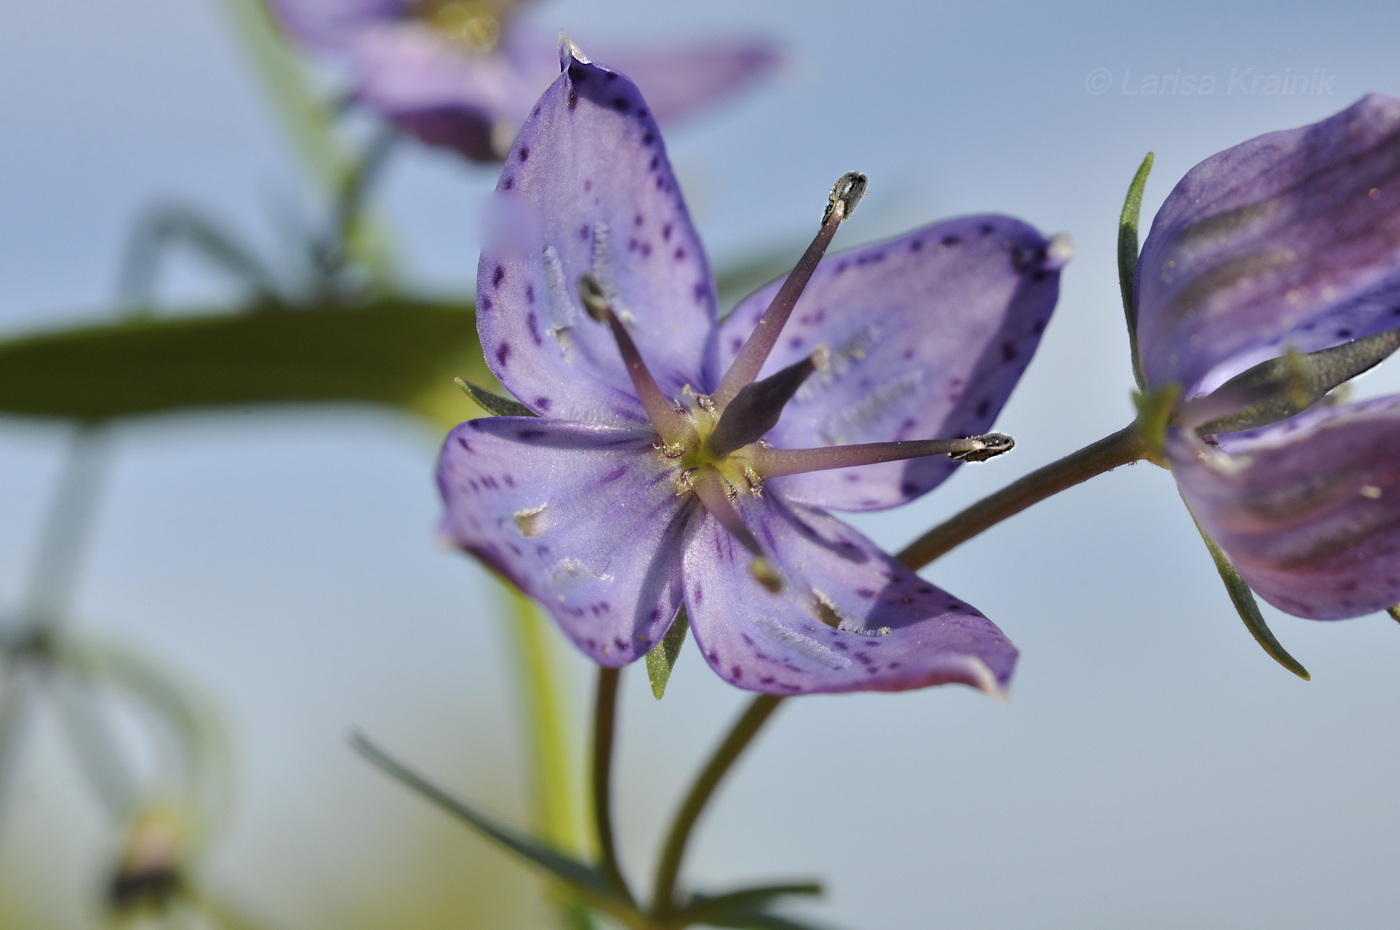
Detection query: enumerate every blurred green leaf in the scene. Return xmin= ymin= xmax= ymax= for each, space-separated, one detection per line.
xmin=0 ymin=301 xmax=488 ymax=430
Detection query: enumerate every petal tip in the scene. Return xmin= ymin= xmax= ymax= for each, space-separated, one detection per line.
xmin=964 ymin=656 xmax=1012 ymax=703
xmin=1046 ymin=233 xmax=1074 ymax=271
xmin=558 ymin=31 xmax=590 ymax=71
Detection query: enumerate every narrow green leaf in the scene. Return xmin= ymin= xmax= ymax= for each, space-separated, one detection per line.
xmin=678 ymin=883 xmax=823 ymax=926
xmin=1118 ymin=152 xmax=1154 ymax=391
xmin=702 ymin=909 xmax=838 ymax=930
xmin=351 ymin=732 xmax=634 ymax=914
xmin=1190 ymin=517 xmax=1310 ymax=680
xmin=645 ymin=608 xmax=690 ymax=699
xmin=0 ymin=300 xmax=487 ymax=430
xmin=455 ymin=378 xmax=536 ymax=417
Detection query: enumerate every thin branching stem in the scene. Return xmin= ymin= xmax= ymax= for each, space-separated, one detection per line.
xmin=649 ymin=694 xmax=785 ymax=917
xmin=898 ymin=424 xmax=1149 ymax=570
xmin=593 ymin=666 xmax=635 ymax=906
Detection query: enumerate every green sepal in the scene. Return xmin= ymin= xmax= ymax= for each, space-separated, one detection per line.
xmin=351 ymin=733 xmax=638 ymax=922
xmin=1190 ymin=516 xmax=1310 ymax=681
xmin=675 ymin=882 xmax=824 ymax=928
xmin=0 ymin=300 xmax=487 ymax=430
xmin=1387 ymin=605 xmax=1400 ymax=623
xmin=454 ymin=378 xmax=536 ymax=417
xmin=645 ymin=609 xmax=690 ymax=699
xmin=1118 ymin=152 xmax=1154 ymax=391
xmin=1131 ymin=383 xmax=1178 ymax=466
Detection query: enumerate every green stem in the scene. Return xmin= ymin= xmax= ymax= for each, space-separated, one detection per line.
xmin=898 ymin=423 xmax=1149 ymax=571
xmin=503 ymin=588 xmax=582 ymax=850
xmin=592 ymin=667 xmax=634 ymax=905
xmin=649 ymin=694 xmax=785 ymax=918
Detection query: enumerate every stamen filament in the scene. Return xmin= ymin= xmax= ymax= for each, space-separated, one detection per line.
xmin=692 ymin=473 xmax=783 ymax=592
xmin=750 ymin=433 xmax=1014 ymax=477
xmin=712 ymin=172 xmax=867 ymax=406
xmin=579 ymin=274 xmax=693 ymax=446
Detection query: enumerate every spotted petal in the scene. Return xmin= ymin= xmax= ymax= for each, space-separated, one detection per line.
xmin=681 ymin=496 xmax=1017 ymax=695
xmin=1170 ymin=395 xmax=1400 ymax=619
xmin=1136 ymin=94 xmax=1400 ymax=396
xmin=718 ymin=216 xmax=1063 ymax=511
xmin=438 ymin=417 xmax=689 ymax=665
xmin=476 ymin=47 xmax=717 ymax=427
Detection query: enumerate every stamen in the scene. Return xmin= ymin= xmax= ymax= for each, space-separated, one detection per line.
xmin=707 ymin=348 xmax=826 ymax=458
xmin=751 ymin=433 xmax=1015 ymax=477
xmin=712 ymin=172 xmax=867 ymax=406
xmin=692 ymin=472 xmax=783 ymax=593
xmin=1180 ymin=325 xmax=1400 ymax=434
xmin=579 ymin=274 xmax=693 ymax=445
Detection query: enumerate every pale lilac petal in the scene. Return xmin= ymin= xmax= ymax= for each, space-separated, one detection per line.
xmin=438 ymin=418 xmax=689 ymax=665
xmin=1136 ymin=94 xmax=1400 ymax=396
xmin=265 ymin=0 xmax=408 ymax=49
xmin=476 ymin=50 xmax=718 ymax=426
xmin=343 ymin=23 xmax=536 ymax=162
xmin=1170 ymin=395 xmax=1400 ymax=619
xmin=682 ymin=496 xmax=1017 ymax=695
xmin=718 ymin=216 xmax=1062 ymax=511
xmin=598 ymin=37 xmax=781 ymax=127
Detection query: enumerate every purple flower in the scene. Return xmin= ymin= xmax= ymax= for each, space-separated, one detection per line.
xmin=1135 ymin=94 xmax=1400 ymax=620
xmin=265 ymin=0 xmax=779 ymax=162
xmin=436 ymin=43 xmax=1066 ymax=695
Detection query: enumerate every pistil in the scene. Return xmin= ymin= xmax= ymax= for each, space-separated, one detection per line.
xmin=706 ymin=350 xmax=825 ymax=458
xmin=712 ymin=172 xmax=867 ymax=407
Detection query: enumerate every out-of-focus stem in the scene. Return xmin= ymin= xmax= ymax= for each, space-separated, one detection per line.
xmin=214 ymin=0 xmax=398 ymax=281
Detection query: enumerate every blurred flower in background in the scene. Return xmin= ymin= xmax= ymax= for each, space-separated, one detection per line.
xmin=264 ymin=0 xmax=781 ymax=161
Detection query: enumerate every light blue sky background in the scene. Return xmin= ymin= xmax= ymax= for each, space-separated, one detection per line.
xmin=3 ymin=1 xmax=1400 ymax=927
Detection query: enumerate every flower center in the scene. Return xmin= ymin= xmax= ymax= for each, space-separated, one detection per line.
xmin=577 ymin=172 xmax=1016 ymax=590
xmin=415 ymin=0 xmax=507 ymax=52
xmin=669 ymin=390 xmax=765 ymax=499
